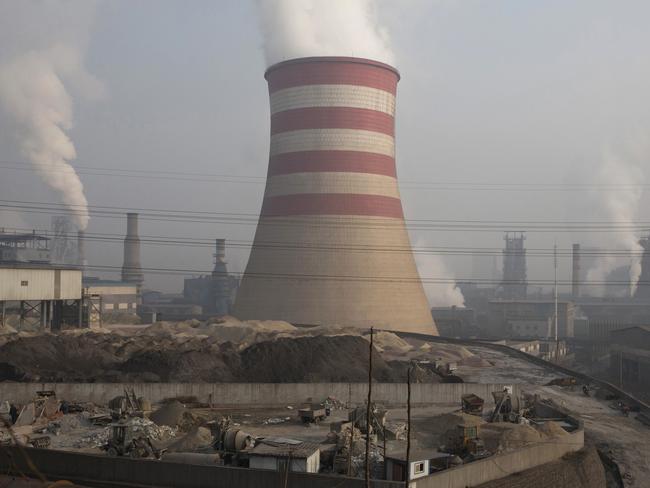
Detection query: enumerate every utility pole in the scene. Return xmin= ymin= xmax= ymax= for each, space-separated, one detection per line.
xmin=365 ymin=327 xmax=374 ymax=487
xmin=405 ymin=366 xmax=412 ymax=488
xmin=554 ymin=243 xmax=559 ymax=362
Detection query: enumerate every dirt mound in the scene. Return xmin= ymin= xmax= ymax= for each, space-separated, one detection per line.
xmin=458 ymin=356 xmax=493 ymax=367
xmin=0 ymin=322 xmax=450 ymax=383
xmin=150 ymin=401 xmax=186 ymax=427
xmin=166 ymin=426 xmax=213 ymax=452
xmin=238 ymin=335 xmax=400 ymax=382
xmin=538 ymin=421 xmax=569 ymax=438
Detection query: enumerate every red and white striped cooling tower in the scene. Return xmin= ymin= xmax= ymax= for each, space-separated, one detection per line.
xmin=233 ymin=56 xmax=437 ymax=334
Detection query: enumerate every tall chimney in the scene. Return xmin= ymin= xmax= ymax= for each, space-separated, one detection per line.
xmin=634 ymin=235 xmax=650 ymax=301
xmin=572 ymin=243 xmax=581 ymax=298
xmin=233 ymin=57 xmax=437 ymax=334
xmin=77 ymin=230 xmax=86 ymax=271
xmin=121 ymin=213 xmax=144 ymax=287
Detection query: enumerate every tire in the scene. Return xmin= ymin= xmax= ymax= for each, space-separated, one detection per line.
xmin=107 ymin=447 xmax=118 ymax=457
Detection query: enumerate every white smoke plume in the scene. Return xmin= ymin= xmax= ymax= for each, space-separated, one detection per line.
xmin=414 ymin=239 xmax=465 ymax=307
xmin=586 ymin=145 xmax=646 ymax=296
xmin=256 ymin=0 xmax=395 ymax=66
xmin=0 ymin=1 xmax=103 ymax=230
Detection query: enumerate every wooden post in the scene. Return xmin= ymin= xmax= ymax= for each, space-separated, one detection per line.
xmin=365 ymin=327 xmax=374 ymax=487
xmin=405 ymin=366 xmax=412 ymax=488
xmin=383 ymin=424 xmax=387 ymax=480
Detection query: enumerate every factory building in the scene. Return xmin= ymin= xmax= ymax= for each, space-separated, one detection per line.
xmin=0 ymin=231 xmax=51 ymax=264
xmin=233 ymin=56 xmax=436 ymax=334
xmin=487 ymin=300 xmax=575 ymax=339
xmin=82 ymin=277 xmax=139 ymax=316
xmin=0 ymin=264 xmax=83 ymax=330
xmin=183 ymin=239 xmax=238 ymax=316
xmin=500 ymin=232 xmax=527 ymax=300
xmin=610 ymin=326 xmax=650 ymax=400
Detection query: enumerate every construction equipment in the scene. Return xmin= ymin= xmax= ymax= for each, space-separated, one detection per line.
xmin=490 ymin=389 xmax=520 ymax=423
xmin=442 ymin=424 xmax=489 ymax=461
xmin=461 ymin=394 xmax=485 ymax=416
xmin=298 ymin=405 xmax=327 ymax=423
xmin=102 ymin=421 xmax=162 ymax=459
xmin=297 ymin=397 xmax=328 ymax=423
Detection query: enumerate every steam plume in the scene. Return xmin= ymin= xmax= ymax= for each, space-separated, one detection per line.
xmin=256 ymin=0 xmax=395 ymax=66
xmin=0 ymin=1 xmax=103 ymax=230
xmin=414 ymin=239 xmax=465 ymax=307
xmin=586 ymin=146 xmax=646 ymax=296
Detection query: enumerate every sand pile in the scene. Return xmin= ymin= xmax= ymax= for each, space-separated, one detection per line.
xmin=538 ymin=421 xmax=569 ymax=438
xmin=0 ymin=320 xmax=476 ymax=383
xmin=363 ymin=331 xmax=413 ymax=357
xmin=150 ymin=401 xmax=186 ymax=428
xmin=458 ymin=356 xmax=493 ymax=367
xmin=166 ymin=426 xmax=213 ymax=452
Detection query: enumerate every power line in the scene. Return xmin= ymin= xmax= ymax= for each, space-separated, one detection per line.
xmin=2 ymin=200 xmax=650 ymax=234
xmin=79 ymin=262 xmax=650 ymax=286
xmin=2 ymin=225 xmax=648 ymax=258
xmin=2 ymin=159 xmax=650 ymax=191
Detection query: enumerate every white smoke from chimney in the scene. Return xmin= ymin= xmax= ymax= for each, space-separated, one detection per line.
xmin=586 ymin=145 xmax=646 ymax=296
xmin=414 ymin=239 xmax=465 ymax=307
xmin=256 ymin=0 xmax=395 ymax=66
xmin=0 ymin=1 xmax=103 ymax=231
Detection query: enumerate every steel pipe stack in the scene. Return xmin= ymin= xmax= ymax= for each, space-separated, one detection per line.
xmin=233 ymin=57 xmax=437 ymax=334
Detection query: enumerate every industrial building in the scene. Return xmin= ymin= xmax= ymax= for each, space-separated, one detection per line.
xmin=183 ymin=239 xmax=239 ymax=316
xmin=486 ymin=300 xmax=575 ymax=339
xmin=0 ymin=231 xmax=51 ymax=264
xmin=500 ymin=232 xmax=527 ymax=300
xmin=83 ymin=277 xmax=139 ymax=316
xmin=233 ymin=56 xmax=436 ymax=334
xmin=0 ymin=264 xmax=83 ymax=330
xmin=609 ymin=326 xmax=650 ymax=400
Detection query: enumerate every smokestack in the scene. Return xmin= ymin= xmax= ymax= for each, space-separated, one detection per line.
xmin=77 ymin=230 xmax=86 ymax=271
xmin=121 ymin=213 xmax=144 ymax=287
xmin=634 ymin=235 xmax=650 ymax=301
xmin=233 ymin=57 xmax=437 ymax=334
xmin=572 ymin=244 xmax=581 ymax=298
xmin=212 ymin=239 xmax=226 ymax=277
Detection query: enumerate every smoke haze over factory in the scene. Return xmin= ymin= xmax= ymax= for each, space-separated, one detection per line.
xmin=1 ymin=0 xmax=649 ymax=299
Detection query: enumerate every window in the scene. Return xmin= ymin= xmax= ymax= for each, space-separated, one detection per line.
xmin=118 ymin=303 xmax=127 ymax=310
xmin=104 ymin=304 xmax=114 ymax=310
xmin=20 ymin=280 xmax=28 ymax=286
xmin=413 ymin=462 xmax=425 ymax=474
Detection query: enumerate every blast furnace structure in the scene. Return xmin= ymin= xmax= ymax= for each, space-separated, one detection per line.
xmin=233 ymin=57 xmax=437 ymax=334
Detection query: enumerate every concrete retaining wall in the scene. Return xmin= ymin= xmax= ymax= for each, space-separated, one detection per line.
xmin=0 ymin=382 xmax=518 ymax=406
xmin=0 ymin=447 xmax=399 ymax=488
xmin=416 ymin=429 xmax=585 ymax=488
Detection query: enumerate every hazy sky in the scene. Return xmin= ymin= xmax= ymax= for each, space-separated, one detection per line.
xmin=1 ymin=0 xmax=649 ymax=300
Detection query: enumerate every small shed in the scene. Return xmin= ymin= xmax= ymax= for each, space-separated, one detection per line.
xmin=248 ymin=439 xmax=320 ymax=473
xmin=385 ymin=448 xmax=440 ymax=481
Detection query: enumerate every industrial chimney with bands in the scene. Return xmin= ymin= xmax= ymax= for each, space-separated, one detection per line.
xmin=233 ymin=57 xmax=437 ymax=334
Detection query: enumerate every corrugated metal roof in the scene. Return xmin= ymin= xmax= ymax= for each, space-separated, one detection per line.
xmin=248 ymin=440 xmax=320 ymax=459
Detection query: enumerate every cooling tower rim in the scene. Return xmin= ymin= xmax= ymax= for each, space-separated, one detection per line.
xmin=265 ymin=56 xmax=400 ymax=81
